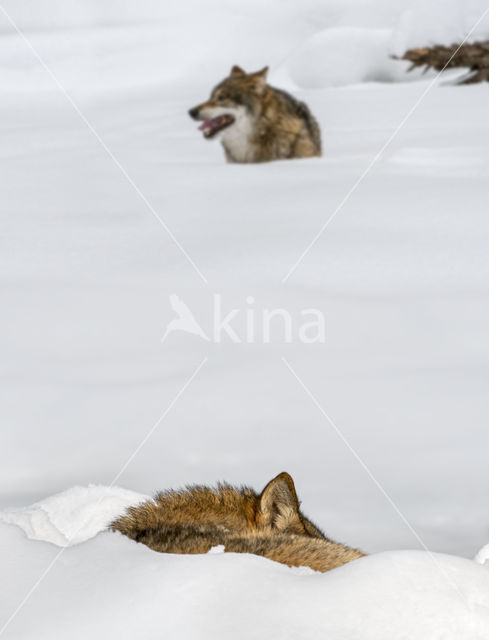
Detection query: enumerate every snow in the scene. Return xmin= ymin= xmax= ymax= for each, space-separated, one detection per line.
xmin=1 ymin=0 xmax=489 ymax=636
xmin=0 ymin=486 xmax=148 ymax=546
xmin=2 ymin=0 xmax=489 ymax=92
xmin=475 ymin=544 xmax=489 ymax=566
xmin=284 ymin=27 xmax=414 ymax=88
xmin=1 ymin=491 xmax=489 ymax=638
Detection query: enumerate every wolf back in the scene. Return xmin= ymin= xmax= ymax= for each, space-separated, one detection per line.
xmin=111 ymin=472 xmax=364 ymax=572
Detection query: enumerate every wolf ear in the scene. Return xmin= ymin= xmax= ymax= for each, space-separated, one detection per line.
xmin=255 ymin=66 xmax=269 ymax=79
xmin=250 ymin=66 xmax=269 ymax=91
xmin=230 ymin=65 xmax=246 ymax=77
xmin=259 ymin=472 xmax=304 ymax=532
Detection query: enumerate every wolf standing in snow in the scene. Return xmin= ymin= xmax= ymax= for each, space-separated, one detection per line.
xmin=188 ymin=66 xmax=322 ymax=163
xmin=111 ymin=472 xmax=363 ymax=572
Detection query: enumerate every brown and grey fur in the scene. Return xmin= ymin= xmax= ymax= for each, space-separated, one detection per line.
xmin=111 ymin=472 xmax=364 ymax=573
xmin=188 ymin=66 xmax=322 ymax=163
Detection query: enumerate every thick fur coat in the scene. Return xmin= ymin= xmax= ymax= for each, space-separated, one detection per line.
xmin=111 ymin=472 xmax=364 ymax=572
xmin=189 ymin=66 xmax=322 ymax=163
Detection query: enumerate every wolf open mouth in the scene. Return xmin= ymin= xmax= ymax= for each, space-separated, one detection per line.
xmin=198 ymin=114 xmax=235 ymax=138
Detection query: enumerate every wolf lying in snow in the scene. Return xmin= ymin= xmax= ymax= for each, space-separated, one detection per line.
xmin=111 ymin=472 xmax=364 ymax=572
xmin=188 ymin=66 xmax=322 ymax=163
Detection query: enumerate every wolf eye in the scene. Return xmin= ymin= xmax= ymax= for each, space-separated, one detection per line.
xmin=216 ymin=94 xmax=225 ymax=102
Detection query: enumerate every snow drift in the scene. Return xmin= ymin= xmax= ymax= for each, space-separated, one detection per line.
xmin=1 ymin=488 xmax=489 ymax=639
xmin=0 ymin=485 xmax=149 ymax=546
xmin=1 ymin=0 xmax=489 ymax=92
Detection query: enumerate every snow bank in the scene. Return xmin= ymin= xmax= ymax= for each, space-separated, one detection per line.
xmin=0 ymin=485 xmax=148 ymax=546
xmin=1 ymin=0 xmax=489 ymax=92
xmin=475 ymin=543 xmax=489 ymax=566
xmin=1 ymin=528 xmax=489 ymax=638
xmin=283 ymin=27 xmax=417 ymax=89
xmin=1 ymin=488 xmax=488 ymax=638
xmin=393 ymin=0 xmax=489 ymax=55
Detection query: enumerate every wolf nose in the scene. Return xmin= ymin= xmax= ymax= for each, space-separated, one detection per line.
xmin=188 ymin=106 xmax=200 ymax=120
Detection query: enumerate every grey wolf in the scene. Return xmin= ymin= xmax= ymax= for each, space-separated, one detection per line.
xmin=188 ymin=66 xmax=322 ymax=163
xmin=111 ymin=472 xmax=364 ymax=572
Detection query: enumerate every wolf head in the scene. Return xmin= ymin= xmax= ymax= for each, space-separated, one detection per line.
xmin=188 ymin=65 xmax=269 ymax=140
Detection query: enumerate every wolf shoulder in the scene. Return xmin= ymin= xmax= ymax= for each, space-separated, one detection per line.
xmin=234 ymin=83 xmax=322 ymax=163
xmin=270 ymin=86 xmax=322 ymax=157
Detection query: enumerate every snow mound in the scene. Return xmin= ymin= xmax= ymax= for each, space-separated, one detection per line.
xmin=1 ymin=487 xmax=489 ymax=638
xmin=475 ymin=543 xmax=489 ymax=566
xmin=0 ymin=485 xmax=148 ymax=546
xmin=3 ymin=1 xmax=489 ymax=93
xmin=393 ymin=0 xmax=489 ymax=55
xmin=283 ymin=27 xmax=423 ymax=88
xmin=1 ymin=520 xmax=489 ymax=639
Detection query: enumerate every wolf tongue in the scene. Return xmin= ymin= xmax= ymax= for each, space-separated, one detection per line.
xmin=198 ymin=119 xmax=214 ymax=131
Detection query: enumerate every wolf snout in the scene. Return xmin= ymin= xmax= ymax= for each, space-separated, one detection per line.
xmin=188 ymin=106 xmax=200 ymax=120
